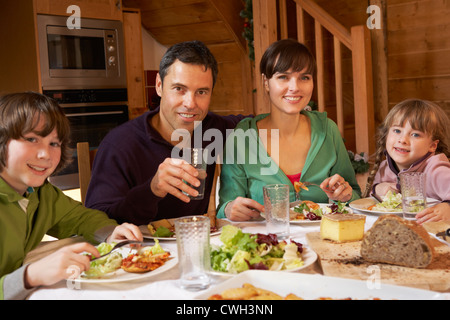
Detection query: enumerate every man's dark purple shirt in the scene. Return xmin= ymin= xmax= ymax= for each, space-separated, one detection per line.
xmin=85 ymin=107 xmax=246 ymax=225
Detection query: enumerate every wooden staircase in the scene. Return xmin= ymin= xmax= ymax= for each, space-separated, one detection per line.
xmin=122 ymin=0 xmax=254 ymax=116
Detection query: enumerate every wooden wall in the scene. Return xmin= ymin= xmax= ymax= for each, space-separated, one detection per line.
xmin=386 ymin=0 xmax=450 ymax=120
xmin=297 ymin=0 xmax=450 ymax=138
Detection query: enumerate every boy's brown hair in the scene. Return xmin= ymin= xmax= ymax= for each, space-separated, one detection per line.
xmin=0 ymin=92 xmax=72 ymax=174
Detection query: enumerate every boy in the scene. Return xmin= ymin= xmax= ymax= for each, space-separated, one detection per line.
xmin=0 ymin=92 xmax=142 ymax=300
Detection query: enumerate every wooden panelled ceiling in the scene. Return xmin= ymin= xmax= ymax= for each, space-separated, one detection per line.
xmin=122 ymin=0 xmax=246 ymax=50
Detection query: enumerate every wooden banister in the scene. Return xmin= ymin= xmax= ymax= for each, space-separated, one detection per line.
xmin=295 ymin=0 xmax=352 ymax=49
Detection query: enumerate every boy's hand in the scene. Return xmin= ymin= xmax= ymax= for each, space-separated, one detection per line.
xmin=25 ymin=242 xmax=99 ymax=288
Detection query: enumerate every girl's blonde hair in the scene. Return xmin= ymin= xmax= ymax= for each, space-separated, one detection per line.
xmin=363 ymin=99 xmax=450 ymax=197
xmin=0 ymin=92 xmax=72 ymax=174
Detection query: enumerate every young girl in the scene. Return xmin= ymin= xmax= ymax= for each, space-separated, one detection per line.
xmin=217 ymin=39 xmax=360 ymax=221
xmin=364 ymin=99 xmax=450 ymax=223
xmin=0 ymin=92 xmax=142 ymax=300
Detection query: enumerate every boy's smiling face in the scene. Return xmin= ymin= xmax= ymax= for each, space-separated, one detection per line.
xmin=0 ymin=117 xmax=61 ymax=195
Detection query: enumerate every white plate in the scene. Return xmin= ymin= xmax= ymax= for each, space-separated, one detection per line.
xmin=74 ymin=246 xmax=177 ymax=283
xmin=289 ymin=201 xmax=353 ymax=225
xmin=195 ymin=270 xmax=445 ymax=300
xmin=139 ymin=224 xmax=221 ymax=241
xmin=210 ymin=246 xmax=317 ymax=278
xmin=349 ymin=197 xmax=439 ymax=215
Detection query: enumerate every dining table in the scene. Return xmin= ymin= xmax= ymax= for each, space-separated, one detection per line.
xmin=25 ymin=207 xmax=449 ymax=300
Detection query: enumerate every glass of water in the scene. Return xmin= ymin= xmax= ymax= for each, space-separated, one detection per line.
xmin=399 ymin=172 xmax=427 ymax=220
xmin=263 ymin=184 xmax=290 ymax=239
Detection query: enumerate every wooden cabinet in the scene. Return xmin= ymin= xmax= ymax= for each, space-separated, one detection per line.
xmin=34 ymin=0 xmax=123 ymax=21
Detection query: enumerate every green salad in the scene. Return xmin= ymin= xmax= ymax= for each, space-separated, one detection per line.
xmin=372 ymin=191 xmax=403 ymax=212
xmin=83 ymin=242 xmax=123 ymax=278
xmin=210 ymin=225 xmax=304 ymax=274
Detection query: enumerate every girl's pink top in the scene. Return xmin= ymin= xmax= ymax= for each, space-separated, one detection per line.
xmin=373 ymin=152 xmax=450 ymax=202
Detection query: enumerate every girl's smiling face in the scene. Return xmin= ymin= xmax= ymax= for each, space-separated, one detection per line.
xmin=386 ymin=120 xmax=439 ymax=171
xmin=0 ymin=116 xmax=61 ymax=195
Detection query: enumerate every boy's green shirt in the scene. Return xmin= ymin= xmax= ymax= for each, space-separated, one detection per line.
xmin=0 ymin=178 xmax=118 ymax=299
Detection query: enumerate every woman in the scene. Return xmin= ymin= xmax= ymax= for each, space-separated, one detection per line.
xmin=217 ymin=39 xmax=360 ymax=221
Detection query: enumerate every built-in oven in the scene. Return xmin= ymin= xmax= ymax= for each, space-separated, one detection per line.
xmin=45 ymin=89 xmax=129 ymax=190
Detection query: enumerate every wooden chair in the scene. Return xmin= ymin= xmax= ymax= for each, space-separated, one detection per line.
xmin=206 ymin=162 xmax=221 ymax=227
xmin=77 ymin=142 xmax=97 ymax=205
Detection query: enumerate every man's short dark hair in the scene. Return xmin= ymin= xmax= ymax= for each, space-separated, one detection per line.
xmin=159 ymin=40 xmax=218 ymax=88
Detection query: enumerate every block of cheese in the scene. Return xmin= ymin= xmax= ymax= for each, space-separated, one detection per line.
xmin=360 ymin=215 xmax=434 ymax=268
xmin=320 ymin=214 xmax=366 ymax=242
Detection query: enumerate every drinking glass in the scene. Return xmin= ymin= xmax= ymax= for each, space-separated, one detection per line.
xmin=263 ymin=184 xmax=290 ymax=239
xmin=174 ymin=215 xmax=211 ymax=291
xmin=399 ymin=172 xmax=427 ymax=220
xmin=183 ymin=148 xmax=207 ymax=200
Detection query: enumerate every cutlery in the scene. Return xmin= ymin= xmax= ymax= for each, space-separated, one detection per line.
xmin=90 ymin=240 xmax=154 ymax=261
xmin=436 ymin=228 xmax=450 ymax=240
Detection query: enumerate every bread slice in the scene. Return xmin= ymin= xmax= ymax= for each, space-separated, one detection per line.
xmin=360 ymin=215 xmax=435 ymax=268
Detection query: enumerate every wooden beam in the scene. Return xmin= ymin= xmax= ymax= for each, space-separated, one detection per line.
xmin=296 ymin=5 xmax=306 ymax=44
xmin=351 ymin=25 xmax=375 ymax=155
xmin=279 ymin=0 xmax=288 ymax=39
xmin=315 ymin=21 xmax=325 ymax=112
xmin=334 ymin=36 xmax=344 ymax=136
xmin=369 ymin=0 xmax=389 ymax=125
xmin=252 ymin=0 xmax=277 ymax=114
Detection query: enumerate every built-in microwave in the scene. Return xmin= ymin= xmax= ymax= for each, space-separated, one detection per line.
xmin=37 ymin=14 xmax=127 ymax=90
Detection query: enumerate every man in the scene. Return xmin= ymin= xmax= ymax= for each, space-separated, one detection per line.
xmin=85 ymin=41 xmax=248 ymax=225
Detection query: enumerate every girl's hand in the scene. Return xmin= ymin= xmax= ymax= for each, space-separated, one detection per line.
xmin=415 ymin=202 xmax=450 ymax=224
xmin=320 ymin=174 xmax=353 ymax=202
xmin=107 ymin=223 xmax=143 ymax=243
xmin=225 ymin=197 xmax=264 ymax=221
xmin=25 ymin=242 xmax=99 ymax=288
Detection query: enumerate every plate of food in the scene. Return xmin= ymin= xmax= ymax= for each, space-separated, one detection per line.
xmin=349 ymin=191 xmax=438 ymax=215
xmin=209 ymin=225 xmax=317 ymax=278
xmin=140 ymin=218 xmax=221 ymax=240
xmin=73 ymin=241 xmax=177 ymax=283
xmin=289 ymin=200 xmax=353 ymax=225
xmin=195 ymin=270 xmax=445 ymax=300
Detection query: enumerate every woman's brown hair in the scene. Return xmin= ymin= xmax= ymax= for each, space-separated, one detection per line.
xmin=362 ymin=99 xmax=450 ymax=197
xmin=259 ymin=38 xmax=316 ymax=80
xmin=0 ymin=92 xmax=72 ymax=174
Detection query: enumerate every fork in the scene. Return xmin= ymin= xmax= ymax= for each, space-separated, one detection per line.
xmin=295 ymin=182 xmax=333 ymax=200
xmin=90 ymin=240 xmax=154 ymax=261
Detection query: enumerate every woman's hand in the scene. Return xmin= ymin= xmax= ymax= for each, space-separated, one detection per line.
xmin=320 ymin=174 xmax=353 ymax=202
xmin=225 ymin=197 xmax=264 ymax=221
xmin=25 ymin=242 xmax=99 ymax=289
xmin=374 ymin=182 xmax=399 ymax=197
xmin=107 ymin=223 xmax=143 ymax=243
xmin=415 ymin=202 xmax=450 ymax=224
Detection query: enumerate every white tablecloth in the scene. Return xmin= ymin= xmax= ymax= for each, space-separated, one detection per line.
xmin=28 ymin=215 xmax=382 ymax=300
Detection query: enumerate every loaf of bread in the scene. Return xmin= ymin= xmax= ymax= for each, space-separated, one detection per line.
xmin=360 ymin=215 xmax=434 ymax=268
